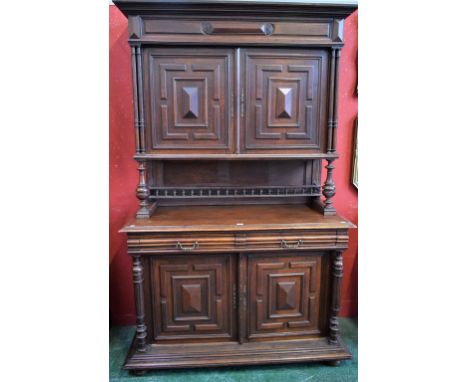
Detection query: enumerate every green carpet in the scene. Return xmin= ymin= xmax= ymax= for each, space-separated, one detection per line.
xmin=110 ymin=318 xmax=357 ymax=382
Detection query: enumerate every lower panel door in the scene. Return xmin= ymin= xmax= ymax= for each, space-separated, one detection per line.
xmin=151 ymin=254 xmax=236 ymax=342
xmin=247 ymin=252 xmax=328 ymax=341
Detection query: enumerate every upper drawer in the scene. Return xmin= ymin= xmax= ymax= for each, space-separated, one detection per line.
xmin=127 ymin=232 xmax=235 ymax=254
xmin=126 ymin=229 xmax=348 ymax=254
xmin=128 ymin=17 xmax=344 ymax=46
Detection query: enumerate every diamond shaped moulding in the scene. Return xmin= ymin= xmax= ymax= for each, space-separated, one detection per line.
xmin=181 ymin=284 xmax=202 ymax=313
xmin=276 ymin=87 xmax=293 ymax=118
xmin=182 ymin=86 xmax=199 ymax=119
xmin=276 ymin=281 xmax=296 ymax=310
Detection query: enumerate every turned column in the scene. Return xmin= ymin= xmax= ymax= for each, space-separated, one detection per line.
xmin=132 ymin=255 xmax=147 ymax=352
xmin=322 ymin=158 xmax=336 ymax=215
xmin=130 ymin=45 xmax=141 ymax=154
xmin=132 ymin=44 xmax=155 ymax=219
xmin=328 ymin=250 xmax=344 ymax=345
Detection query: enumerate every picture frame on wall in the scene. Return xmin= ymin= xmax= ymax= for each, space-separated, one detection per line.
xmin=352 ymin=117 xmax=358 ymax=189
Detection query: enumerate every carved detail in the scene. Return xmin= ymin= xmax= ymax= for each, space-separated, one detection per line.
xmin=182 ymin=87 xmax=199 ymax=119
xmin=130 ymin=46 xmax=141 ymax=153
xmin=327 ymin=49 xmax=336 ymax=153
xmin=249 ymin=257 xmax=320 ymax=338
xmin=136 ymin=160 xmax=156 ymax=218
xmin=322 ymin=158 xmax=336 ymax=215
xmin=276 ymin=87 xmax=293 ymax=118
xmin=136 ymin=46 xmax=146 ymax=152
xmin=151 ymin=51 xmax=231 ymax=150
xmin=328 ymin=251 xmax=344 ymax=345
xmin=331 ymin=49 xmax=341 ymax=152
xmin=331 ymin=19 xmax=344 ymax=42
xmin=150 ymin=186 xmax=321 ymax=199
xmin=154 ymin=256 xmax=233 ymax=339
xmin=277 ymin=281 xmax=296 ymax=310
xmin=181 ymin=284 xmax=202 ymax=313
xmin=245 ymin=52 xmax=326 ymax=150
xmin=132 ymin=256 xmax=147 ymax=352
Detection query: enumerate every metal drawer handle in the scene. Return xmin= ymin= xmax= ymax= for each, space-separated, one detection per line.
xmin=176 ymin=241 xmax=199 ymax=251
xmin=281 ymin=239 xmax=303 ymax=249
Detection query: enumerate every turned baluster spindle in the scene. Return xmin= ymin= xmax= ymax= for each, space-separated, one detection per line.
xmin=136 ymin=160 xmax=152 ymax=218
xmin=132 ymin=255 xmax=147 ymax=352
xmin=322 ymin=158 xmax=336 ymax=215
xmin=328 ymin=250 xmax=343 ymax=345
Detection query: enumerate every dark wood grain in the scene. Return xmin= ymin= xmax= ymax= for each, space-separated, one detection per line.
xmin=242 ymin=49 xmax=329 ymax=154
xmin=247 ymin=253 xmax=324 ymax=341
xmin=114 ymin=0 xmax=357 ymax=372
xmin=121 ymin=204 xmax=354 ymax=233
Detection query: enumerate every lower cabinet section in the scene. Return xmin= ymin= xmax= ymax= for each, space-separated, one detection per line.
xmin=126 ymin=247 xmax=351 ymax=370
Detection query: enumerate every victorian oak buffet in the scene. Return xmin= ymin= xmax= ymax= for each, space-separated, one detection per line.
xmin=114 ymin=0 xmax=357 ymax=374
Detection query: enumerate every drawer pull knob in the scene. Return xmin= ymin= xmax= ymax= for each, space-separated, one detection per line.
xmin=176 ymin=241 xmax=199 ymax=251
xmin=281 ymin=239 xmax=303 ymax=249
xmin=261 ymin=23 xmax=274 ymax=36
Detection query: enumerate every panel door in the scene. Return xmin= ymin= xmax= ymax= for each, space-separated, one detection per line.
xmin=145 ymin=48 xmax=234 ymax=153
xmin=241 ymin=49 xmax=329 ymax=153
xmin=151 ymin=254 xmax=236 ymax=341
xmin=247 ymin=253 xmax=326 ymax=340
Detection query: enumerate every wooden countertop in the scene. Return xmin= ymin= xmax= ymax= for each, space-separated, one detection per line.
xmin=121 ymin=204 xmax=355 ymax=233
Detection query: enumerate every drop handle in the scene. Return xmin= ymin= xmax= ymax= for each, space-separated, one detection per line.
xmin=280 ymin=239 xmax=303 ymax=249
xmin=176 ymin=241 xmax=199 ymax=251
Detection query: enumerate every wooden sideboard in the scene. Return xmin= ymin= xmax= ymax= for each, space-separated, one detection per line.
xmin=114 ymin=0 xmax=357 ymax=374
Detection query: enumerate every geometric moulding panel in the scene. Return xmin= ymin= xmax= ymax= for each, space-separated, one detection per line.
xmin=148 ymin=48 xmax=233 ymax=152
xmin=151 ymin=255 xmax=235 ymax=341
xmin=243 ymin=49 xmax=329 ymax=152
xmin=248 ymin=254 xmax=323 ymax=340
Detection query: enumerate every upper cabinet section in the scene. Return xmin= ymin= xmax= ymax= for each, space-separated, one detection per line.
xmin=242 ymin=49 xmax=328 ymax=154
xmin=144 ymin=48 xmax=234 ymax=153
xmin=117 ymin=1 xmax=357 ymax=158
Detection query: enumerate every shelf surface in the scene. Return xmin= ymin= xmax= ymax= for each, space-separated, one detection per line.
xmin=121 ymin=204 xmax=355 ymax=233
